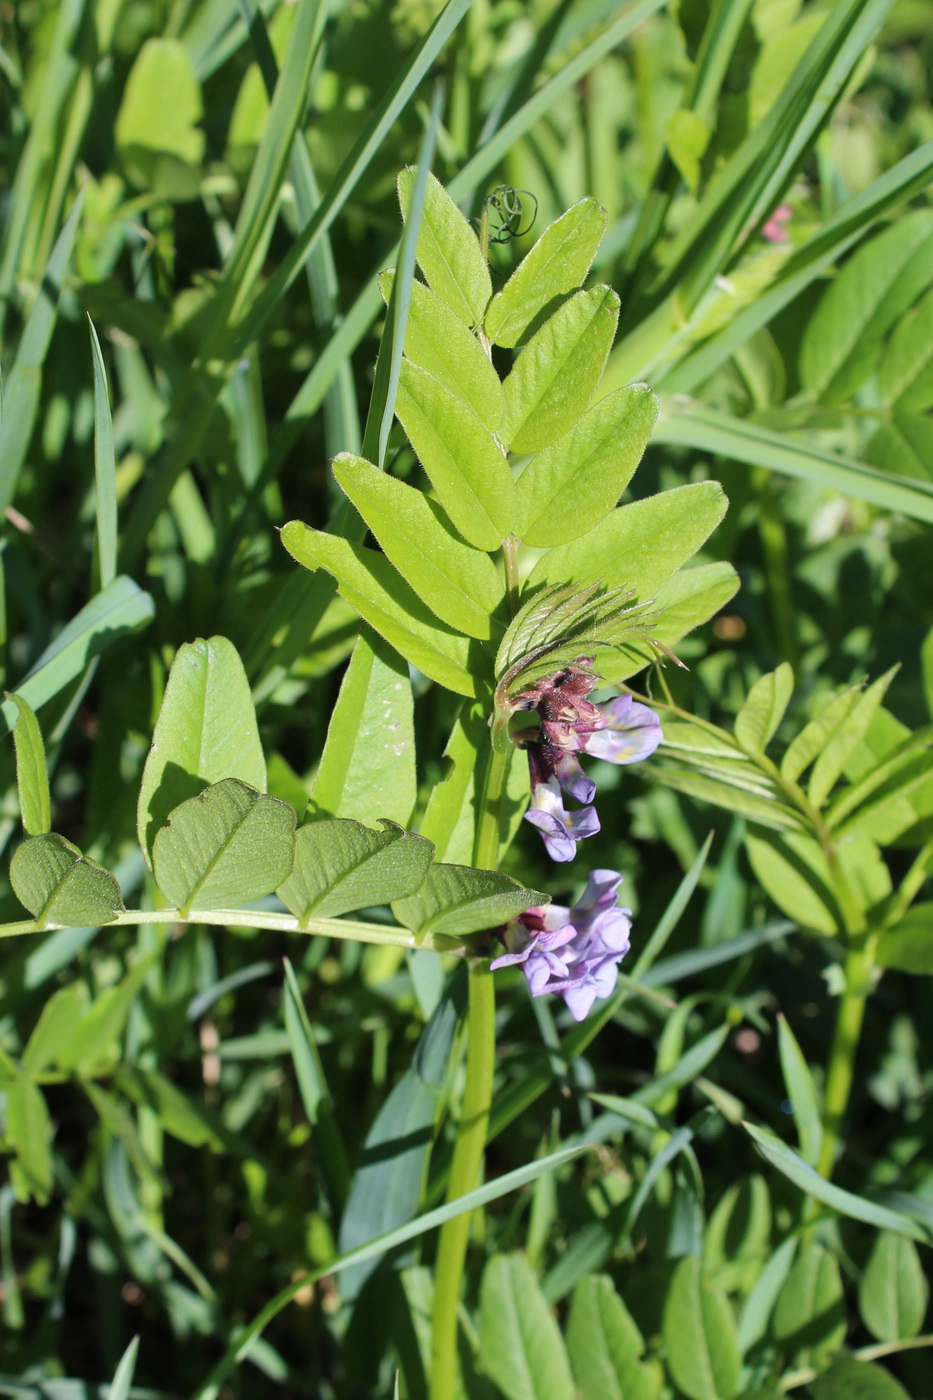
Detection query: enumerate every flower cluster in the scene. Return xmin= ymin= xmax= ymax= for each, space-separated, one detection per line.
xmin=491 ymin=869 xmax=632 ymax=1021
xmin=515 ymin=663 xmax=662 ymax=863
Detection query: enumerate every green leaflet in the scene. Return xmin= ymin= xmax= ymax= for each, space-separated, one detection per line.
xmin=781 ymin=684 xmax=862 ymax=784
xmin=419 ymin=704 xmax=485 ymax=864
xmin=394 ymin=359 xmax=516 ymax=549
xmin=566 ymin=1275 xmax=659 ymax=1400
xmin=6 ymin=1078 xmax=53 ymax=1204
xmin=478 ymin=1253 xmax=575 ymax=1400
xmin=800 ymin=210 xmax=933 ymax=403
xmin=808 ymin=666 xmax=898 ymax=808
xmin=278 ymin=818 xmax=433 ymax=923
xmin=773 ymin=1240 xmax=845 ymax=1368
xmin=866 ymin=413 xmax=933 ymax=481
xmin=397 ymin=167 xmax=491 ymax=327
xmin=811 ymin=1358 xmax=911 ymax=1400
xmin=310 ymin=629 xmax=416 ymax=827
xmin=10 ymin=833 xmax=124 ymax=929
xmin=526 ymin=481 xmax=728 ymax=601
xmin=379 ymin=271 xmax=503 ymax=430
xmin=858 ymin=1232 xmax=928 ymax=1342
xmin=151 ymin=778 xmax=296 ymax=914
xmin=745 ymin=828 xmax=842 ymax=934
xmin=499 ymin=285 xmax=620 ymax=454
xmin=704 ymin=1176 xmax=772 ymax=1296
xmin=777 ymin=1015 xmax=823 ymax=1168
xmin=734 ymin=664 xmax=795 ymax=754
xmin=662 ymin=1257 xmax=741 ymax=1400
xmin=115 ymin=38 xmax=205 ymax=199
xmin=280 ymin=521 xmax=481 ymax=698
xmin=332 ymin=453 xmax=505 ymax=639
xmin=7 ymin=692 xmax=51 ymax=837
xmin=391 ymin=862 xmax=546 ymax=938
xmin=879 ymin=283 xmax=933 ymax=410
xmin=743 ymin=1122 xmax=931 ymax=1242
xmin=877 ymin=903 xmax=933 ymax=974
xmin=484 ymin=197 xmax=607 ymax=348
xmin=515 ymin=384 xmax=659 ymax=547
xmin=21 ymin=984 xmax=88 ymax=1074
xmin=137 ymin=635 xmax=266 ymax=865
xmin=599 ymin=562 xmax=740 ymax=684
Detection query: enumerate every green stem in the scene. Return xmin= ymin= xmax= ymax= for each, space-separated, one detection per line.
xmin=816 ymin=934 xmax=876 ymax=1180
xmin=430 ymin=735 xmax=510 ymax=1400
xmin=0 ymin=908 xmax=459 ymax=951
xmin=501 ymin=534 xmax=520 ymax=616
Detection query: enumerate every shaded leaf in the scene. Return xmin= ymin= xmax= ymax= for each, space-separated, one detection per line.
xmin=6 ymin=691 xmax=51 ymax=836
xmin=21 ymin=983 xmax=88 ymax=1075
xmin=152 ymin=778 xmax=296 ymax=914
xmin=811 ymin=1358 xmax=911 ymax=1400
xmin=879 ymin=283 xmax=933 ymax=410
xmin=808 ymin=667 xmax=897 ymax=808
xmin=777 ymin=1015 xmax=823 ymax=1167
xmin=859 ymin=1231 xmax=928 ymax=1342
xmin=745 ymin=828 xmax=842 ymax=935
xmin=662 ymin=1256 xmax=742 ymax=1400
xmin=310 ymin=629 xmax=416 ymax=826
xmin=6 ymin=1077 xmax=53 ymax=1204
xmin=479 ymin=1253 xmax=575 ymax=1400
xmin=392 ymin=862 xmax=546 ymax=938
xmin=566 ymin=1274 xmax=659 ymax=1400
xmin=115 ymin=38 xmax=205 ymax=197
xmin=137 ymin=635 xmax=266 ymax=865
xmin=877 ymin=902 xmax=933 ymax=974
xmin=10 ymin=834 xmax=124 ymax=929
xmin=773 ymin=1240 xmax=845 ymax=1366
xmin=278 ymin=818 xmax=433 ymax=922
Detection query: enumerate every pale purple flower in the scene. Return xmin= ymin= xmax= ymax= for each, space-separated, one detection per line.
xmin=514 ymin=663 xmax=662 ymax=863
xmin=524 ymin=776 xmax=600 ymax=863
xmin=491 ymin=869 xmax=632 ymax=1021
xmin=579 ymin=694 xmax=663 ymax=765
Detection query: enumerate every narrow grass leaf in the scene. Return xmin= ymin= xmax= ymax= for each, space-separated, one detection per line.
xmin=282 ymin=958 xmax=351 ymax=1214
xmin=193 ymin=1144 xmax=588 ymax=1400
xmin=654 ymin=404 xmax=933 ymax=525
xmin=337 ymin=973 xmax=463 ymax=1300
xmin=632 ymin=833 xmax=714 ymax=977
xmin=6 ymin=693 xmax=50 ymax=836
xmin=777 ymin=1014 xmax=823 ymax=1166
xmin=108 ymin=1336 xmax=140 ymax=1400
xmin=87 ymin=317 xmax=117 ymax=589
xmin=743 ymin=1123 xmax=931 ymax=1242
xmin=364 ymin=98 xmax=440 ymax=469
xmin=0 ymin=190 xmax=84 ymax=512
xmin=152 ymin=778 xmax=296 ymax=914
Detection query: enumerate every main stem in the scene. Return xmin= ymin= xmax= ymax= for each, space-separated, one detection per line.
xmin=430 ymin=741 xmax=510 ymax=1400
xmin=817 ymin=934 xmax=876 ymax=1180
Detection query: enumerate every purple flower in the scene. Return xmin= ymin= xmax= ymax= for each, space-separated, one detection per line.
xmin=514 ymin=663 xmax=662 ymax=863
xmin=491 ymin=869 xmax=632 ymax=1021
xmin=579 ymin=694 xmax=663 ymax=765
xmin=524 ymin=776 xmax=600 ymax=863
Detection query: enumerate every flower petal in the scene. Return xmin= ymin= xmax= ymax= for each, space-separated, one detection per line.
xmin=583 ymin=695 xmax=662 ymax=765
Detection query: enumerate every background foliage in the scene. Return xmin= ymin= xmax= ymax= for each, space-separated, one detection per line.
xmin=1 ymin=0 xmax=933 ymax=1396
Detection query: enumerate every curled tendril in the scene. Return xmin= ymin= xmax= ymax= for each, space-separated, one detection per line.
xmin=482 ymin=185 xmax=538 ymax=244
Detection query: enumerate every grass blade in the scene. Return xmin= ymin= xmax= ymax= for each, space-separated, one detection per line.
xmin=193 ymin=1141 xmax=587 ymax=1400
xmin=654 ymin=403 xmax=933 ymax=524
xmin=87 ymin=317 xmax=117 ymax=590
